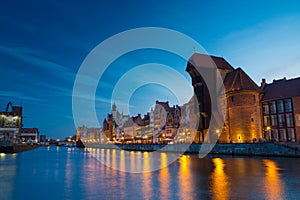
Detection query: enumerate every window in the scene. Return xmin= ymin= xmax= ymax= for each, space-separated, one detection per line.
xmin=286 ymin=113 xmax=294 ymax=127
xmin=284 ymin=99 xmax=292 ymax=112
xmin=270 ymin=115 xmax=277 ymax=126
xmin=272 ymin=129 xmax=279 ymax=141
xmin=287 ymin=128 xmax=295 ymax=142
xmin=231 ymin=96 xmax=234 ymax=102
xmin=277 ymin=100 xmax=284 ymax=113
xmin=279 ymin=129 xmax=287 ymax=142
xmin=263 ymin=103 xmax=269 ymax=115
xmin=269 ymin=101 xmax=277 ymax=114
xmin=278 ymin=114 xmax=286 ymax=127
xmin=264 ymin=116 xmax=270 ymax=126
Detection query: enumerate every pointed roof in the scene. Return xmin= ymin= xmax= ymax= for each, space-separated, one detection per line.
xmin=188 ymin=53 xmax=234 ymax=71
xmin=112 ymin=102 xmax=116 ymax=111
xmin=223 ymin=68 xmax=260 ymax=92
xmin=262 ymin=77 xmax=300 ymax=101
xmin=155 ymin=100 xmax=171 ymax=111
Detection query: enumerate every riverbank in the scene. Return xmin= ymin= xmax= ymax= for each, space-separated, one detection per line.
xmin=0 ymin=144 xmax=40 ymax=153
xmin=85 ymin=143 xmax=300 ymax=157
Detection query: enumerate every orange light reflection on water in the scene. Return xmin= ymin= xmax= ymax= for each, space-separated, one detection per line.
xmin=111 ymin=149 xmax=117 ymax=169
xmin=119 ymin=150 xmax=125 ymax=172
xmin=159 ymin=153 xmax=170 ymax=200
xmin=106 ymin=149 xmax=110 ymax=167
xmin=178 ymin=155 xmax=193 ymax=199
xmin=211 ymin=158 xmax=230 ymax=200
xmin=141 ymin=152 xmax=152 ymax=199
xmin=263 ymin=160 xmax=285 ymax=200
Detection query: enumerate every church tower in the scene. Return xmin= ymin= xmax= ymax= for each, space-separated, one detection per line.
xmin=112 ymin=102 xmax=117 ymax=120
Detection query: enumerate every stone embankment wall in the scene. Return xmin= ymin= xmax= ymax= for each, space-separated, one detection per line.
xmin=85 ymin=143 xmax=300 ymax=157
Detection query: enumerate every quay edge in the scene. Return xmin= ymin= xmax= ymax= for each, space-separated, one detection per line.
xmin=84 ymin=143 xmax=300 ymax=158
xmin=0 ymin=144 xmax=39 ymax=153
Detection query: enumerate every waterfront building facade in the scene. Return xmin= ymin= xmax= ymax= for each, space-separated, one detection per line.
xmin=76 ymin=125 xmax=104 ymax=143
xmin=0 ymin=102 xmax=22 ymax=145
xmin=223 ymin=67 xmax=262 ymax=143
xmin=77 ymin=54 xmax=300 ymax=144
xmin=20 ymin=128 xmax=40 ymax=143
xmin=153 ymin=101 xmax=181 ymax=143
xmin=261 ymin=77 xmax=300 ymax=142
xmin=187 ymin=54 xmax=263 ymax=143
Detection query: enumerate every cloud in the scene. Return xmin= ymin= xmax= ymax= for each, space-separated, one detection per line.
xmin=0 ymin=90 xmax=46 ymax=103
xmin=214 ymin=14 xmax=300 ymax=83
xmin=0 ymin=45 xmax=75 ymax=82
xmin=37 ymin=82 xmax=73 ymax=97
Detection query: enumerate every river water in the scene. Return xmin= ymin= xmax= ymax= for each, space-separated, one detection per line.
xmin=1 ymin=146 xmax=300 ymax=200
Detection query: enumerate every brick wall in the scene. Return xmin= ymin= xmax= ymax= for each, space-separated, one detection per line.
xmin=293 ymin=96 xmax=300 ymax=141
xmin=225 ymin=91 xmax=262 ymax=143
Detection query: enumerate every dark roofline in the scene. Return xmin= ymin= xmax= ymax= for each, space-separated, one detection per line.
xmin=188 ymin=53 xmax=235 ymax=71
xmin=261 ymin=76 xmax=300 ymax=101
xmin=269 ymin=76 xmax=300 ymax=84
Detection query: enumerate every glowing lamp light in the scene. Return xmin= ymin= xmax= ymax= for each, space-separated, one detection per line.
xmin=238 ymin=135 xmax=242 ymax=141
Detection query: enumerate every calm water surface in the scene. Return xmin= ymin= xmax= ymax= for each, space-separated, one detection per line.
xmin=1 ymin=146 xmax=300 ymax=200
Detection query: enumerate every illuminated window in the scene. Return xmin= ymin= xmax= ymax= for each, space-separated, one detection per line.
xmin=269 ymin=101 xmax=277 ymax=114
xmin=270 ymin=115 xmax=277 ymax=126
xmin=287 ymin=128 xmax=295 ymax=142
xmin=263 ymin=103 xmax=269 ymax=115
xmin=284 ymin=99 xmax=292 ymax=112
xmin=279 ymin=129 xmax=287 ymax=142
xmin=286 ymin=113 xmax=294 ymax=127
xmin=278 ymin=114 xmax=286 ymax=127
xmin=272 ymin=129 xmax=279 ymax=141
xmin=277 ymin=100 xmax=284 ymax=113
xmin=264 ymin=116 xmax=270 ymax=126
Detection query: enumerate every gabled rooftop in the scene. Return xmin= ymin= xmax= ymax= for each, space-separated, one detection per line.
xmin=223 ymin=68 xmax=260 ymax=92
xmin=155 ymin=101 xmax=171 ymax=111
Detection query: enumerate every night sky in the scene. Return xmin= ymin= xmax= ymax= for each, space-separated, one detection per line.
xmin=1 ymin=1 xmax=300 ymax=139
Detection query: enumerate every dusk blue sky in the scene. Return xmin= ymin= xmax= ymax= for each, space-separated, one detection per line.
xmin=1 ymin=1 xmax=300 ymax=139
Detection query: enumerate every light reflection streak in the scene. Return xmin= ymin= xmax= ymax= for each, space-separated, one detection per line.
xmin=0 ymin=153 xmax=6 ymax=159
xmin=106 ymin=149 xmax=110 ymax=167
xmin=130 ymin=151 xmax=135 ymax=171
xmin=263 ymin=160 xmax=285 ymax=200
xmin=64 ymin=147 xmax=72 ymax=197
xmin=211 ymin=158 xmax=230 ymax=200
xmin=159 ymin=153 xmax=170 ymax=200
xmin=135 ymin=152 xmax=142 ymax=171
xmin=142 ymin=152 xmax=152 ymax=199
xmin=120 ymin=150 xmax=125 ymax=172
xmin=143 ymin=152 xmax=150 ymax=172
xmin=118 ymin=150 xmax=126 ymax=199
xmin=0 ymin=153 xmax=16 ymax=200
xmin=178 ymin=155 xmax=193 ymax=199
xmin=111 ymin=149 xmax=117 ymax=170
xmin=83 ymin=150 xmax=99 ymax=199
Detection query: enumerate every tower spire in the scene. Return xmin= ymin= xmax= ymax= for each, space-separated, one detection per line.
xmin=112 ymin=101 xmax=116 ymax=111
